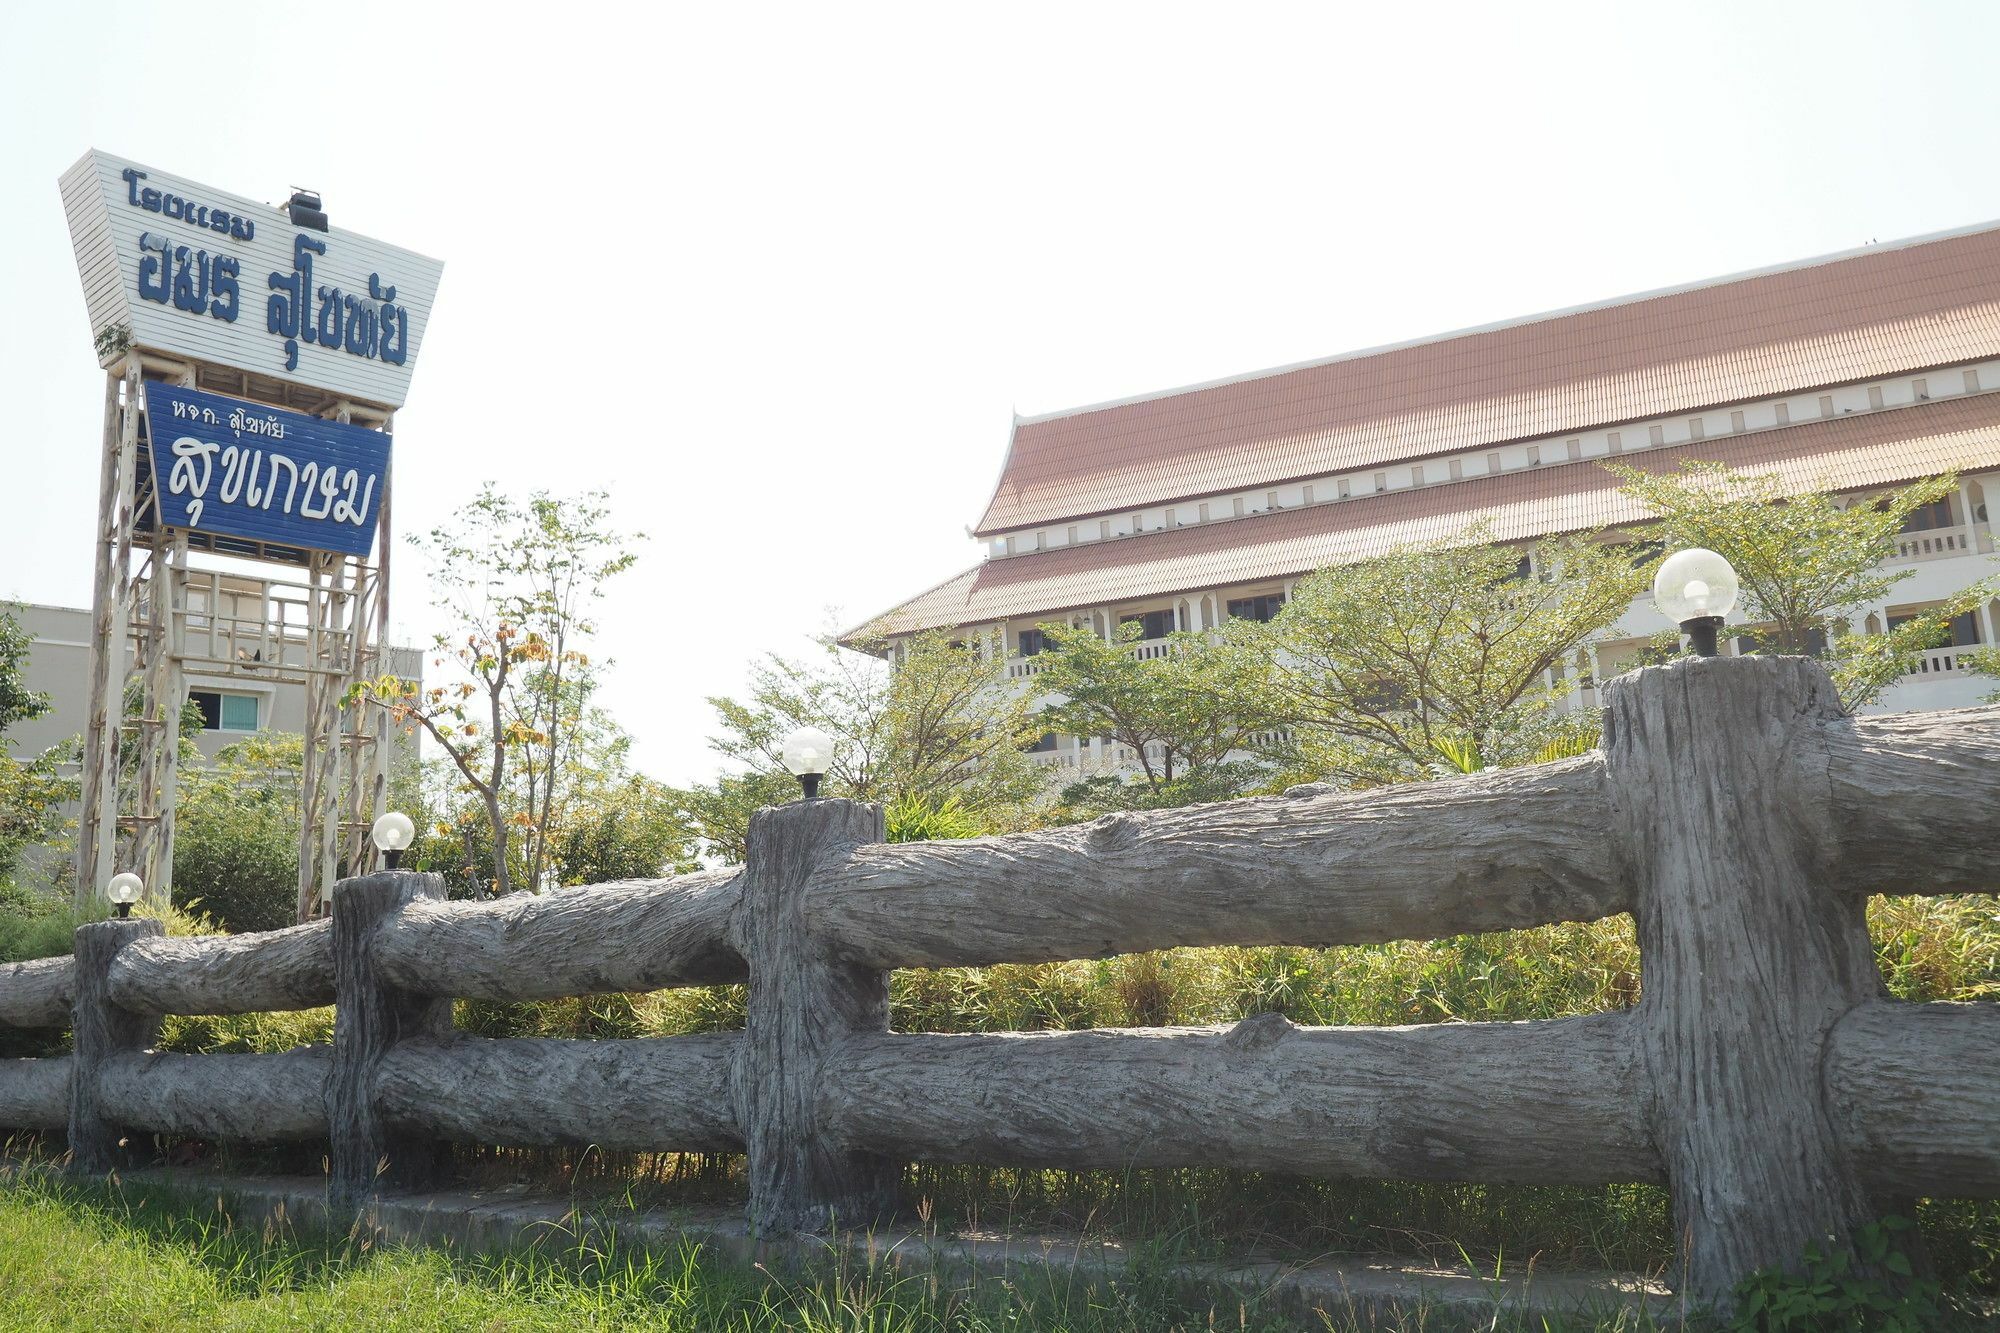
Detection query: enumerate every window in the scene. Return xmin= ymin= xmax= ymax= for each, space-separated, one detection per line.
xmin=1819 ymin=395 xmax=1835 ymax=419
xmin=1566 ymin=438 xmax=1582 ymax=461
xmin=1486 ymin=453 xmax=1501 ymax=474
xmin=1099 ymin=520 xmax=1112 ymax=540
xmin=1648 ymin=424 xmax=1665 ymax=446
xmin=1730 ymin=411 xmax=1745 ymax=433
xmin=1232 ymin=497 xmax=1245 ymax=517
xmin=1025 ymin=732 xmax=1059 ymax=754
xmin=1901 ymin=497 xmax=1954 ymax=533
xmin=1163 ymin=508 xmax=1177 ymax=528
xmin=1965 ymin=369 xmax=1982 ymax=394
xmin=1337 ymin=478 xmax=1351 ymax=499
xmin=1687 ymin=417 xmax=1705 ymax=441
xmin=1887 ymin=611 xmax=1981 ymax=648
xmin=1067 ymin=525 xmax=1078 ymax=545
xmin=1448 ymin=458 xmax=1463 ymax=481
xmin=1410 ymin=466 xmax=1424 ymax=487
xmin=1867 ymin=385 xmax=1884 ymax=410
xmin=1526 ymin=445 xmax=1541 ymax=466
xmin=1121 ymin=609 xmax=1176 ymax=640
xmin=1606 ymin=432 xmax=1622 ymax=454
xmin=1198 ymin=503 xmax=1211 ymax=522
xmin=1017 ymin=628 xmax=1049 ymax=657
xmin=1913 ymin=378 xmax=1928 ymax=401
xmin=1227 ymin=593 xmax=1286 ymax=623
xmin=1775 ymin=402 xmax=1790 ymax=426
xmin=1619 ymin=538 xmax=1666 ymax=569
xmin=1267 ymin=491 xmax=1280 ymax=510
xmin=1300 ymin=485 xmax=1314 ymax=505
xmin=1372 ymin=472 xmax=1386 ymax=493
xmin=189 ymin=690 xmax=259 ymax=732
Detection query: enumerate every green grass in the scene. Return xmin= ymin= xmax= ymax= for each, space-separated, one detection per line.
xmin=0 ymin=1169 xmax=1697 ymax=1332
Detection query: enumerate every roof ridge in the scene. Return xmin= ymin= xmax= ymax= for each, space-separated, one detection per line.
xmin=1014 ymin=217 xmax=2000 ymax=428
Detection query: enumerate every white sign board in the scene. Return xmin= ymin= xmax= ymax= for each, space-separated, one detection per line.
xmin=61 ymin=150 xmax=444 ymax=410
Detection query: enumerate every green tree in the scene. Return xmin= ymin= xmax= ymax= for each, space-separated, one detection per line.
xmin=361 ymin=486 xmax=640 ymax=895
xmin=686 ymin=629 xmax=1044 ymax=861
xmin=1611 ymin=462 xmax=1994 ymax=709
xmin=1258 ymin=527 xmax=1647 ymax=785
xmin=0 ymin=608 xmax=76 ymax=882
xmin=171 ymin=733 xmax=304 ymax=933
xmin=1030 ymin=621 xmax=1281 ymax=805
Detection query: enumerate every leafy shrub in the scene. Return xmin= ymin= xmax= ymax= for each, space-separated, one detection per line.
xmin=1730 ymin=1216 xmax=1958 ymax=1331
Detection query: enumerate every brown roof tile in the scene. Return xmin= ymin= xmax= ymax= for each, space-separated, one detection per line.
xmin=976 ymin=225 xmax=2000 ymax=535
xmin=867 ymin=394 xmax=2000 ymax=636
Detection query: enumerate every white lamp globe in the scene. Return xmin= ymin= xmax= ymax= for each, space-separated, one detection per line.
xmin=1653 ymin=547 xmax=1740 ymax=624
xmin=781 ymin=727 xmax=834 ymax=777
xmin=371 ymin=811 xmax=416 ymax=854
xmin=105 ymin=872 xmax=143 ymax=906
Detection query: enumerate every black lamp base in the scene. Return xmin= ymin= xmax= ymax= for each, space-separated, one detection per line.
xmin=384 ymin=849 xmax=404 ymax=871
xmin=115 ymin=902 xmax=131 ymax=919
xmin=1681 ymin=616 xmax=1725 ymax=658
xmin=798 ymin=773 xmax=822 ymax=800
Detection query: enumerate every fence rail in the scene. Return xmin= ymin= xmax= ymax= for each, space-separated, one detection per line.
xmin=0 ymin=656 xmax=1993 ymax=1314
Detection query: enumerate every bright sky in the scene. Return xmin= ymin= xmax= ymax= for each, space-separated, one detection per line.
xmin=3 ymin=1 xmax=1998 ymax=785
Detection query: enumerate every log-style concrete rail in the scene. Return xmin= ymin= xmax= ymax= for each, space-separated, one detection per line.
xmin=97 ymin=1047 xmax=330 ymax=1142
xmin=0 ymin=1056 xmax=69 ymax=1130
xmin=375 ymin=1034 xmax=743 ymax=1153
xmin=812 ymin=756 xmax=1622 ymax=970
xmin=1829 ymin=705 xmax=2000 ymax=893
xmin=372 ymin=870 xmax=744 ymax=1001
xmin=107 ymin=919 xmax=334 ymax=1015
xmin=823 ymin=1012 xmax=1657 ymax=1186
xmin=0 ymin=957 xmax=74 ymax=1028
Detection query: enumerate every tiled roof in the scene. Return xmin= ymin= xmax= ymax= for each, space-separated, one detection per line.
xmin=975 ymin=224 xmax=2000 ymax=535
xmin=861 ymin=394 xmax=2000 ymax=637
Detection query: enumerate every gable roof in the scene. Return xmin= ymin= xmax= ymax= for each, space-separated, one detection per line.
xmin=861 ymin=391 xmax=2000 ymax=637
xmin=975 ymin=222 xmax=2000 ymax=536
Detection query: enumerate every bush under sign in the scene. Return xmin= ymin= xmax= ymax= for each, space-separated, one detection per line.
xmin=146 ymin=384 xmax=388 ymax=557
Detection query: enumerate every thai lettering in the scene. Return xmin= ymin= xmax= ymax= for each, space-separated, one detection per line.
xmin=136 ymin=232 xmax=238 ymax=323
xmin=167 ymin=436 xmax=219 ymax=528
xmin=268 ymin=239 xmax=411 ymax=374
xmin=165 ymin=438 xmax=376 ymax=530
xmin=122 ymin=167 xmax=254 ymax=242
xmin=224 ymin=405 xmax=287 ymax=440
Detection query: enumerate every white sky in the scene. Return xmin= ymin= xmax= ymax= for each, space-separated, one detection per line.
xmin=4 ymin=1 xmax=1998 ymax=785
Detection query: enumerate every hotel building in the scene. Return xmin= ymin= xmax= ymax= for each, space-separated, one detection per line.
xmin=859 ymin=224 xmax=2000 ymax=772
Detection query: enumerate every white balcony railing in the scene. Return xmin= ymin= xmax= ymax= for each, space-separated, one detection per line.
xmin=1132 ymin=638 xmax=1174 ymax=660
xmin=1008 ymin=656 xmax=1053 ymax=679
xmin=1894 ymin=525 xmax=1976 ymax=562
xmin=1904 ymin=643 xmax=1981 ymax=677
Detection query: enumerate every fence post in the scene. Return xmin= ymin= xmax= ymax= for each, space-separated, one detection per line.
xmin=736 ymin=797 xmax=895 ymax=1235
xmin=68 ymin=916 xmax=163 ymax=1173
xmin=1602 ymin=656 xmax=1909 ymax=1310
xmin=327 ymin=870 xmax=451 ymax=1211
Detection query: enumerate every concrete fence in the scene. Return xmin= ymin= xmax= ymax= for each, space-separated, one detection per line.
xmin=0 ymin=656 xmax=1995 ymax=1309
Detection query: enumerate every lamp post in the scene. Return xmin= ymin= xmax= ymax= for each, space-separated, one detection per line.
xmin=371 ymin=811 xmax=416 ymax=870
xmin=105 ymin=872 xmax=143 ymax=920
xmin=781 ymin=727 xmax=833 ymax=800
xmin=1654 ymin=547 xmax=1740 ymax=658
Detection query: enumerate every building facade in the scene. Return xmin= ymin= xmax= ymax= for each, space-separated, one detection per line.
xmin=860 ymin=224 xmax=2000 ymax=772
xmin=6 ymin=597 xmax=422 ymax=768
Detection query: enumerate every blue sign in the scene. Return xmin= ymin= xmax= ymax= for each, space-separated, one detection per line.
xmin=145 ymin=384 xmax=389 ymax=556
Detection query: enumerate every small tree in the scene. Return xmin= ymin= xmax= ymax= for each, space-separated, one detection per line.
xmin=361 ymin=487 xmax=639 ymax=895
xmin=1031 ymin=621 xmax=1281 ymax=803
xmin=1610 ymin=462 xmax=1993 ymax=709
xmin=686 ymin=628 xmax=1045 ymax=861
xmin=0 ymin=609 xmax=76 ymax=884
xmin=1259 ymin=527 xmax=1647 ymax=785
